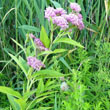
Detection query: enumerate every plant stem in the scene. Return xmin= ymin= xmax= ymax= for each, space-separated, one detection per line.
xmin=15 ymin=0 xmax=18 ymax=52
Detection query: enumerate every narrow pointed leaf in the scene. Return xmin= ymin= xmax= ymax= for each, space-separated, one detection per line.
xmin=32 ymin=70 xmax=64 ymax=79
xmin=0 ymin=86 xmax=22 ymax=98
xmin=54 ymin=38 xmax=84 ymax=48
xmin=40 ymin=26 xmax=50 ymax=48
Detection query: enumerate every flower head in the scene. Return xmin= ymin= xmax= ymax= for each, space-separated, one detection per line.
xmin=65 ymin=13 xmax=79 ymax=26
xmin=63 ymin=13 xmax=84 ymax=30
xmin=77 ymin=13 xmax=83 ymax=20
xmin=70 ymin=3 xmax=81 ymax=13
xmin=27 ymin=56 xmax=45 ymax=71
xmin=34 ymin=38 xmax=49 ymax=51
xmin=45 ymin=7 xmax=56 ymax=20
xmin=29 ymin=34 xmax=49 ymax=51
xmin=54 ymin=8 xmax=67 ymax=16
xmin=60 ymin=77 xmax=65 ymax=81
xmin=78 ymin=20 xmax=85 ymax=30
xmin=29 ymin=33 xmax=36 ymax=39
xmin=53 ymin=16 xmax=68 ymax=30
xmin=60 ymin=82 xmax=69 ymax=91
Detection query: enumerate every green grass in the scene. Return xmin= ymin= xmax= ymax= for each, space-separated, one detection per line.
xmin=0 ymin=0 xmax=110 ymax=109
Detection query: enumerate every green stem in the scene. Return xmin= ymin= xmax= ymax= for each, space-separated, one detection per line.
xmin=26 ymin=29 xmax=66 ymax=90
xmin=15 ymin=0 xmax=18 ymax=52
xmin=15 ymin=0 xmax=19 ymax=89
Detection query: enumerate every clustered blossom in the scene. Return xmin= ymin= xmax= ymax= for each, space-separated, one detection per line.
xmin=53 ymin=16 xmax=68 ymax=30
xmin=29 ymin=33 xmax=36 ymax=39
xmin=29 ymin=34 xmax=49 ymax=51
xmin=45 ymin=7 xmax=56 ymax=21
xmin=54 ymin=8 xmax=67 ymax=16
xmin=27 ymin=56 xmax=45 ymax=71
xmin=64 ymin=13 xmax=79 ymax=26
xmin=70 ymin=3 xmax=81 ymax=13
xmin=45 ymin=2 xmax=84 ymax=30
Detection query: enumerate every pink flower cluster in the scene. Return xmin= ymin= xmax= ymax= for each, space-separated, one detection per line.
xmin=70 ymin=3 xmax=81 ymax=13
xmin=53 ymin=16 xmax=68 ymax=30
xmin=44 ymin=2 xmax=84 ymax=30
xmin=27 ymin=56 xmax=45 ymax=71
xmin=29 ymin=34 xmax=48 ymax=51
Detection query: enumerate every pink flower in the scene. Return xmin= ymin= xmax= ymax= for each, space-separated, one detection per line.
xmin=77 ymin=13 xmax=84 ymax=30
xmin=63 ymin=13 xmax=84 ymax=30
xmin=27 ymin=56 xmax=45 ymax=71
xmin=34 ymin=38 xmax=49 ymax=51
xmin=78 ymin=20 xmax=85 ymax=30
xmin=54 ymin=8 xmax=67 ymax=16
xmin=77 ymin=13 xmax=83 ymax=20
xmin=45 ymin=7 xmax=56 ymax=21
xmin=34 ymin=38 xmax=44 ymax=47
xmin=29 ymin=33 xmax=36 ymax=39
xmin=53 ymin=16 xmax=68 ymax=30
xmin=70 ymin=3 xmax=81 ymax=13
xmin=29 ymin=34 xmax=49 ymax=51
xmin=64 ymin=13 xmax=79 ymax=26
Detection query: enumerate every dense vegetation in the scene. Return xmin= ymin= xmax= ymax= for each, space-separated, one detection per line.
xmin=0 ymin=0 xmax=110 ymax=110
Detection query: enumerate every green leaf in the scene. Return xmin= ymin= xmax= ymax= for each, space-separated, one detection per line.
xmin=37 ymin=107 xmax=52 ymax=110
xmin=0 ymin=86 xmax=22 ymax=98
xmin=31 ymin=107 xmax=52 ymax=110
xmin=40 ymin=26 xmax=50 ymax=48
xmin=38 ymin=49 xmax=67 ymax=56
xmin=26 ymin=91 xmax=55 ymax=109
xmin=44 ymin=80 xmax=59 ymax=91
xmin=59 ymin=57 xmax=72 ymax=72
xmin=52 ymin=49 xmax=67 ymax=53
xmin=50 ymin=0 xmax=61 ymax=8
xmin=11 ymin=38 xmax=25 ymax=52
xmin=23 ymin=90 xmax=36 ymax=101
xmin=7 ymin=95 xmax=20 ymax=110
xmin=38 ymin=50 xmax=53 ymax=56
xmin=15 ymin=98 xmax=27 ymax=110
xmin=22 ymin=0 xmax=31 ymax=11
xmin=32 ymin=70 xmax=64 ymax=79
xmin=8 ymin=53 xmax=28 ymax=77
xmin=34 ymin=0 xmax=45 ymax=26
xmin=19 ymin=25 xmax=40 ymax=32
xmin=54 ymin=38 xmax=84 ymax=48
xmin=19 ymin=56 xmax=29 ymax=74
xmin=36 ymin=79 xmax=44 ymax=95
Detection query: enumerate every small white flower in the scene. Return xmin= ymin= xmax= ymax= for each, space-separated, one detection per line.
xmin=60 ymin=82 xmax=69 ymax=91
xmin=60 ymin=77 xmax=65 ymax=81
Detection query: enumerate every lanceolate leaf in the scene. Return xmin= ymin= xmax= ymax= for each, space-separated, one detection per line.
xmin=54 ymin=38 xmax=84 ymax=48
xmin=36 ymin=79 xmax=44 ymax=95
xmin=15 ymin=98 xmax=27 ymax=110
xmin=0 ymin=86 xmax=22 ymax=98
xmin=19 ymin=56 xmax=29 ymax=74
xmin=37 ymin=107 xmax=52 ymax=110
xmin=7 ymin=95 xmax=20 ymax=110
xmin=59 ymin=57 xmax=72 ymax=72
xmin=38 ymin=49 xmax=67 ymax=56
xmin=8 ymin=53 xmax=28 ymax=77
xmin=40 ymin=26 xmax=50 ymax=48
xmin=19 ymin=25 xmax=40 ymax=32
xmin=52 ymin=49 xmax=67 ymax=53
xmin=23 ymin=90 xmax=37 ymax=101
xmin=50 ymin=0 xmax=61 ymax=8
xmin=32 ymin=70 xmax=64 ymax=79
